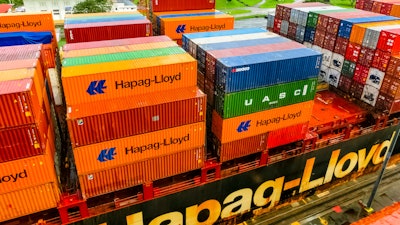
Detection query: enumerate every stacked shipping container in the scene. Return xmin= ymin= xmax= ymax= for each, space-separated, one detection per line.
xmin=0 ymin=44 xmax=60 ymax=222
xmin=356 ymin=0 xmax=400 ymax=16
xmin=183 ymin=28 xmax=321 ymax=162
xmin=62 ymin=35 xmax=206 ymax=198
xmin=272 ymin=2 xmax=400 ymax=114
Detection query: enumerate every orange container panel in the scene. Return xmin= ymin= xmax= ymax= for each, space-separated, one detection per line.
xmin=62 ymin=54 xmax=197 ymax=105
xmin=390 ymin=4 xmax=400 ymax=17
xmin=160 ymin=15 xmax=234 ymax=40
xmin=349 ymin=20 xmax=400 ymax=45
xmin=212 ymin=101 xmax=314 ymax=143
xmin=42 ymin=43 xmax=56 ymax=68
xmin=267 ymin=122 xmax=309 ymax=149
xmin=0 ymin=136 xmax=56 ymax=194
xmin=73 ymin=121 xmax=205 ymax=174
xmin=79 ymin=147 xmax=205 ymax=198
xmin=63 ymin=41 xmax=178 ymax=58
xmin=212 ymin=133 xmax=267 ymax=162
xmin=0 ymin=182 xmax=59 ymax=222
xmin=0 ymin=12 xmax=56 ymax=45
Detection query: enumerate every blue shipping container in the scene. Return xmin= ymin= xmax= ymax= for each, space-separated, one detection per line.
xmin=304 ymin=27 xmax=315 ymax=44
xmin=0 ymin=31 xmax=52 ymax=46
xmin=338 ymin=16 xmax=399 ymax=39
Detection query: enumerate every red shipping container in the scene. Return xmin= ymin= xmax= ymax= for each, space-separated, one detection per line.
xmin=372 ymin=49 xmax=392 ymax=72
xmin=358 ymin=46 xmax=375 ymax=67
xmin=353 ymin=64 xmax=370 ymax=84
xmin=350 ymin=80 xmax=365 ymax=99
xmin=317 ymin=14 xmax=330 ymax=32
xmin=314 ymin=29 xmax=326 ymax=48
xmin=267 ymin=122 xmax=308 ymax=149
xmin=67 ymin=87 xmax=206 ymax=147
xmin=273 ymin=18 xmax=282 ymax=34
xmin=381 ymin=2 xmax=394 ymax=15
xmin=338 ymin=75 xmax=353 ymax=92
xmin=212 ymin=133 xmax=267 ymax=162
xmin=334 ymin=37 xmax=349 ymax=56
xmin=323 ymin=32 xmax=337 ymax=51
xmin=0 ymin=106 xmax=48 ymax=162
xmin=42 ymin=44 xmax=56 ymax=68
xmin=287 ymin=22 xmax=297 ymax=40
xmin=275 ymin=4 xmax=285 ymax=20
xmin=377 ymin=28 xmax=400 ymax=54
xmin=356 ymin=0 xmax=365 ymax=9
xmin=386 ymin=55 xmax=400 ymax=78
xmin=380 ymin=75 xmax=400 ymax=98
xmin=150 ymin=0 xmax=215 ymax=12
xmin=345 ymin=42 xmax=362 ymax=63
xmin=372 ymin=1 xmax=383 ymax=13
xmin=376 ymin=92 xmax=400 ymax=114
xmin=64 ymin=20 xmax=152 ymax=44
xmin=0 ymin=79 xmax=45 ymax=128
xmin=282 ymin=6 xmax=291 ymax=21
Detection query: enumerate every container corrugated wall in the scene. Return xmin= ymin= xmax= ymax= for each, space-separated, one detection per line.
xmin=150 ymin=0 xmax=215 ymax=12
xmin=0 ymin=44 xmax=42 ymax=61
xmin=212 ymin=100 xmax=314 ymax=143
xmin=267 ymin=122 xmax=309 ymax=148
xmin=0 ymin=182 xmax=59 ymax=222
xmin=73 ymin=122 xmax=205 ymax=174
xmin=62 ymin=54 xmax=197 ymax=105
xmin=79 ymin=147 xmax=205 ymax=198
xmin=67 ymin=87 xmax=205 ymax=147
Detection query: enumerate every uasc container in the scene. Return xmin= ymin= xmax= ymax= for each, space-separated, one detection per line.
xmin=79 ymin=147 xmax=205 ymax=198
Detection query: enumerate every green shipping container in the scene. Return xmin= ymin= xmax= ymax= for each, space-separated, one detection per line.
xmin=215 ymin=78 xmax=317 ymax=118
xmin=62 ymin=46 xmax=185 ymax=66
xmin=306 ymin=9 xmax=356 ymax=28
xmin=341 ymin=60 xmax=356 ymax=78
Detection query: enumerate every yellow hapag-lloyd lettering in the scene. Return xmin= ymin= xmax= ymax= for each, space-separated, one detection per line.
xmin=126 ymin=212 xmax=143 ymax=225
xmin=186 ymin=200 xmax=221 ymax=225
xmin=334 ymin=152 xmax=358 ymax=178
xmin=99 ymin=223 xmax=107 ymax=225
xmin=323 ymin=149 xmax=340 ymax=184
xmin=221 ymin=188 xmax=252 ymax=219
xmin=300 ymin=157 xmax=324 ymax=193
xmin=357 ymin=147 xmax=375 ymax=172
xmin=149 ymin=212 xmax=183 ymax=225
xmin=372 ymin=132 xmax=395 ymax=164
xmin=253 ymin=176 xmax=284 ymax=209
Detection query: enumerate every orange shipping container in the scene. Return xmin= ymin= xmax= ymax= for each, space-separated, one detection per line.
xmin=160 ymin=15 xmax=234 ymax=40
xmin=73 ymin=121 xmax=205 ymax=174
xmin=0 ymin=134 xmax=56 ymax=194
xmin=349 ymin=20 xmax=400 ymax=45
xmin=0 ymin=12 xmax=56 ymax=46
xmin=212 ymin=101 xmax=314 ymax=143
xmin=0 ymin=182 xmax=59 ymax=222
xmin=79 ymin=147 xmax=205 ymax=198
xmin=62 ymin=54 xmax=197 ymax=105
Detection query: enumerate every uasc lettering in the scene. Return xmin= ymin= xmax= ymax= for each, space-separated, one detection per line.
xmin=256 ymin=111 xmax=302 ymax=127
xmin=0 ymin=21 xmax=42 ymax=30
xmin=0 ymin=170 xmax=28 ymax=183
xmin=115 ymin=73 xmax=181 ymax=89
xmin=125 ymin=134 xmax=190 ymax=154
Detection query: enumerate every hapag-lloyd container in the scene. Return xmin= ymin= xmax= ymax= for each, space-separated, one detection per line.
xmin=73 ymin=122 xmax=205 ymax=174
xmin=67 ymin=87 xmax=205 ymax=147
xmin=214 ymin=45 xmax=321 ymax=93
xmin=212 ymin=100 xmax=314 ymax=143
xmin=79 ymin=147 xmax=205 ymax=198
xmin=0 ymin=135 xmax=56 ymax=194
xmin=182 ymin=28 xmax=267 ymax=55
xmin=158 ymin=13 xmax=234 ymax=40
xmin=63 ymin=36 xmax=171 ymax=52
xmin=267 ymin=122 xmax=309 ymax=149
xmin=338 ymin=15 xmax=399 ymax=39
xmin=150 ymin=0 xmax=215 ymax=12
xmin=61 ymin=53 xmax=197 ymax=105
xmin=349 ymin=20 xmax=400 ymax=45
xmin=0 ymin=182 xmax=59 ymax=222
xmin=211 ymin=133 xmax=267 ymax=162
xmin=63 ymin=40 xmax=178 ymax=59
xmin=214 ymin=78 xmax=317 ymax=119
xmin=64 ymin=19 xmax=152 ymax=43
xmin=62 ymin=46 xmax=185 ymax=67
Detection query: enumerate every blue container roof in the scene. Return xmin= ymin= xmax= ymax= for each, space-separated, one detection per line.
xmin=0 ymin=31 xmax=52 ymax=47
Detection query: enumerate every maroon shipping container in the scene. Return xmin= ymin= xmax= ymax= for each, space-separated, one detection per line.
xmin=267 ymin=122 xmax=308 ymax=149
xmin=275 ymin=2 xmax=326 ymax=20
xmin=275 ymin=4 xmax=285 ymax=20
xmin=334 ymin=37 xmax=349 ymax=56
xmin=273 ymin=18 xmax=282 ymax=34
xmin=204 ymin=77 xmax=215 ymax=107
xmin=317 ymin=14 xmax=330 ymax=32
xmin=356 ymin=0 xmax=365 ymax=9
xmin=63 ymin=36 xmax=171 ymax=52
xmin=381 ymin=75 xmax=400 ymax=99
xmin=282 ymin=6 xmax=292 ymax=21
xmin=350 ymin=80 xmax=365 ymax=99
xmin=338 ymin=75 xmax=353 ymax=92
xmin=0 ymin=44 xmax=41 ymax=61
xmin=364 ymin=0 xmax=374 ymax=11
xmin=314 ymin=29 xmax=326 ymax=48
xmin=67 ymin=87 xmax=206 ymax=147
xmin=323 ymin=32 xmax=336 ymax=51
xmin=0 ymin=109 xmax=48 ymax=162
xmin=353 ymin=64 xmax=369 ymax=84
xmin=376 ymin=92 xmax=400 ymax=114
xmin=345 ymin=42 xmax=362 ymax=63
xmin=0 ymin=79 xmax=45 ymax=129
xmin=372 ymin=49 xmax=391 ymax=72
xmin=64 ymin=20 xmax=152 ymax=44
xmin=287 ymin=22 xmax=297 ymax=40
xmin=381 ymin=2 xmax=394 ymax=15
xmin=212 ymin=133 xmax=267 ymax=162
xmin=150 ymin=0 xmax=215 ymax=12
xmin=386 ymin=55 xmax=400 ymax=78
xmin=358 ymin=46 xmax=375 ymax=67
xmin=197 ymin=70 xmax=205 ymax=91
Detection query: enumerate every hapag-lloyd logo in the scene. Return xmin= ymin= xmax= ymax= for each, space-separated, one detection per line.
xmin=236 ymin=111 xmax=302 ymax=133
xmin=0 ymin=21 xmax=42 ymax=30
xmin=0 ymin=170 xmax=28 ymax=183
